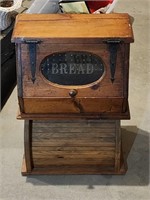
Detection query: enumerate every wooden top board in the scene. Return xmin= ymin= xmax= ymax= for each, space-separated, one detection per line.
xmin=12 ymin=13 xmax=134 ymax=44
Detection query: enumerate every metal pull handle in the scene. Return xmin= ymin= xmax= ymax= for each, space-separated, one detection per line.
xmin=69 ymin=89 xmax=78 ymax=98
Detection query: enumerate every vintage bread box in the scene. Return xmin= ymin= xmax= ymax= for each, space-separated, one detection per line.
xmin=12 ymin=13 xmax=134 ymax=119
xmin=12 ymin=13 xmax=134 ymax=175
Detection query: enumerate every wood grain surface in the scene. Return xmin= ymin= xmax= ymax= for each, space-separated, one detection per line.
xmin=22 ymin=119 xmax=126 ymax=174
xmin=12 ymin=13 xmax=134 ymax=43
xmin=13 ymin=13 xmax=133 ymax=117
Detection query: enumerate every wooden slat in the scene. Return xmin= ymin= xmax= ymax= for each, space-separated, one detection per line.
xmin=32 ymin=121 xmax=116 ymax=137
xmin=33 ymin=119 xmax=116 ymax=123
xmin=32 ymin=146 xmax=115 ymax=152
xmin=33 ymin=123 xmax=115 ymax=129
xmin=32 ymin=131 xmax=115 ymax=138
xmin=32 ymin=150 xmax=115 ymax=159
xmin=32 ymin=137 xmax=115 ymax=147
xmin=33 ymin=158 xmax=114 ymax=166
xmin=32 ymin=121 xmax=116 ymax=127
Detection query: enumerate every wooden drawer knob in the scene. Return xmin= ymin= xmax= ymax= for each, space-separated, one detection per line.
xmin=69 ymin=89 xmax=77 ymax=97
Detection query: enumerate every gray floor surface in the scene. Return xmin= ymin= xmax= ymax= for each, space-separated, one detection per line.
xmin=0 ymin=0 xmax=150 ymax=200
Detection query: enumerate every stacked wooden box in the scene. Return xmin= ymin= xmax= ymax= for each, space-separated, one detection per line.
xmin=12 ymin=13 xmax=134 ymax=175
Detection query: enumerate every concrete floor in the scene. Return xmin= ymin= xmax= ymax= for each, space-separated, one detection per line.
xmin=0 ymin=0 xmax=150 ymax=199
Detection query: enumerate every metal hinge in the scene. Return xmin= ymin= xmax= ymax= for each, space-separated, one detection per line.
xmin=105 ymin=39 xmax=122 ymax=83
xmin=24 ymin=40 xmax=41 ymax=83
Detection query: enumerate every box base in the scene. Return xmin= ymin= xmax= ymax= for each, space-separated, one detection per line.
xmin=22 ymin=155 xmax=127 ymax=176
xmin=22 ymin=119 xmax=127 ymax=175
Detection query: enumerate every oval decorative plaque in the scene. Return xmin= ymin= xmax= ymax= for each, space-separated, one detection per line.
xmin=40 ymin=51 xmax=105 ymax=86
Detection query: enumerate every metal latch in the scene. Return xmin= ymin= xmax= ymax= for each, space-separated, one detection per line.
xmin=24 ymin=40 xmax=41 ymax=83
xmin=105 ymin=39 xmax=122 ymax=83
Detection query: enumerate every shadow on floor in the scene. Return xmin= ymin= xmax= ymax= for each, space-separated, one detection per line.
xmin=26 ymin=126 xmax=149 ymax=187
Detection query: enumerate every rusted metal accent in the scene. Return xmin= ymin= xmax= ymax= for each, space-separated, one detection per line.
xmin=105 ymin=40 xmax=122 ymax=83
xmin=24 ymin=40 xmax=41 ymax=83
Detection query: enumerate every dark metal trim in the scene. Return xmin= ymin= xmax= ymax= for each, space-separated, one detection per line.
xmin=24 ymin=40 xmax=41 ymax=83
xmin=17 ymin=44 xmax=23 ymax=97
xmin=105 ymin=40 xmax=122 ymax=83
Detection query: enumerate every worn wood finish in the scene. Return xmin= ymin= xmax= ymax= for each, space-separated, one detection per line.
xmin=12 ymin=14 xmax=133 ymax=175
xmin=23 ymin=98 xmax=124 ymax=114
xmin=12 ymin=13 xmax=133 ymax=118
xmin=19 ymin=42 xmax=128 ymax=115
xmin=24 ymin=120 xmax=33 ymax=172
xmin=114 ymin=120 xmax=121 ymax=172
xmin=12 ymin=14 xmax=134 ymax=43
xmin=17 ymin=103 xmax=130 ymax=120
xmin=16 ymin=44 xmax=23 ymax=98
xmin=21 ymin=43 xmax=124 ymax=98
xmin=22 ymin=119 xmax=126 ymax=175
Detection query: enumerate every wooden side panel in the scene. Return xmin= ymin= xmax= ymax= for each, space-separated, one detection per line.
xmin=16 ymin=44 xmax=23 ymax=98
xmin=122 ymin=44 xmax=130 ymax=112
xmin=114 ymin=120 xmax=121 ymax=172
xmin=24 ymin=120 xmax=33 ymax=172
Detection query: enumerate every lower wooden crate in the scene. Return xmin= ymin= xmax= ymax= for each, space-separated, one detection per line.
xmin=22 ymin=119 xmax=127 ymax=175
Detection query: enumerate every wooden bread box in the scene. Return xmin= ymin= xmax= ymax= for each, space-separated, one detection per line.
xmin=12 ymin=13 xmax=134 ymax=175
xmin=12 ymin=13 xmax=134 ymax=119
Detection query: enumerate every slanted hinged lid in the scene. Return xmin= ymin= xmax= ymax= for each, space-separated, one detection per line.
xmin=12 ymin=13 xmax=134 ymax=44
